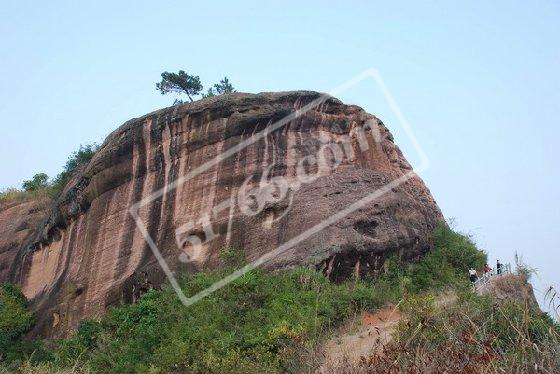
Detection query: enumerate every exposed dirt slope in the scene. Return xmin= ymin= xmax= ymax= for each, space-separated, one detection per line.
xmin=319 ymin=305 xmax=402 ymax=372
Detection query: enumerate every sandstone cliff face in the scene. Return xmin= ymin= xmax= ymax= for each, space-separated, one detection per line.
xmin=0 ymin=91 xmax=442 ymax=337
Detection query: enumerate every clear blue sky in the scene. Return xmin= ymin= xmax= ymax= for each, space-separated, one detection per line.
xmin=1 ymin=1 xmax=558 ymax=309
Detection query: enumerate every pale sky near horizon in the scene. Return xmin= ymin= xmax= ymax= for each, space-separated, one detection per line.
xmin=1 ymin=1 xmax=559 ymax=312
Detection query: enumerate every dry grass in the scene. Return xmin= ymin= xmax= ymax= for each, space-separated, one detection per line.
xmin=1 ymin=361 xmax=92 ymax=374
xmin=544 ymin=286 xmax=560 ymax=321
xmin=0 ymin=188 xmax=50 ymax=211
xmin=324 ymin=292 xmax=560 ymax=373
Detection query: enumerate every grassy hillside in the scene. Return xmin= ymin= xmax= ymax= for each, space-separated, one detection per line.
xmin=1 ymin=225 xmax=558 ymax=373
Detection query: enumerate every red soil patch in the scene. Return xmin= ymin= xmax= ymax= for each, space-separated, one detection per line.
xmin=361 ymin=305 xmax=401 ymax=328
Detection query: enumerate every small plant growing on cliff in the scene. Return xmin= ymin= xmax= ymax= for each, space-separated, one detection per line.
xmin=202 ymin=77 xmax=236 ymax=98
xmin=156 ymin=70 xmax=203 ymax=102
xmin=50 ymin=143 xmax=99 ymax=197
xmin=214 ymin=76 xmax=236 ymax=94
xmin=1 ymin=143 xmax=100 ymax=204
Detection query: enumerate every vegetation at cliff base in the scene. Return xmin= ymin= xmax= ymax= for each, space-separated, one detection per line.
xmin=384 ymin=223 xmax=487 ymax=294
xmin=53 ymin=269 xmax=389 ymax=372
xmin=0 ymin=284 xmax=35 ymax=363
xmin=1 ymin=225 xmax=558 ymax=373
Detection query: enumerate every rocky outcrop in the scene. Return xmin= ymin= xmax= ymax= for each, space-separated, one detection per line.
xmin=0 ymin=91 xmax=442 ymax=337
xmin=0 ymin=197 xmax=50 ymax=283
xmin=478 ymin=273 xmax=538 ymax=305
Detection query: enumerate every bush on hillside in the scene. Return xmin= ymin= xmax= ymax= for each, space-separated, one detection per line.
xmin=49 ymin=268 xmax=392 ymax=373
xmin=383 ymin=223 xmax=487 ymax=293
xmin=49 ymin=143 xmax=99 ymax=197
xmin=202 ymin=77 xmax=237 ymax=98
xmin=1 ymin=144 xmax=100 ymax=205
xmin=0 ymin=284 xmax=35 ymax=362
xmin=22 ymin=173 xmax=49 ymax=192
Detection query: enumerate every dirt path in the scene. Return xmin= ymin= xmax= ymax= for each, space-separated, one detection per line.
xmin=319 ymin=305 xmax=402 ymax=372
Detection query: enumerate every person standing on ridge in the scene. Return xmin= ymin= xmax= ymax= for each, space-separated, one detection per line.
xmin=496 ymin=260 xmax=502 ymax=275
xmin=484 ymin=263 xmax=492 ymax=274
xmin=469 ymin=268 xmax=478 ymax=283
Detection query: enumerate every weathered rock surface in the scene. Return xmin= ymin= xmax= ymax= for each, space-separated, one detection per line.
xmin=478 ymin=273 xmax=538 ymax=305
xmin=0 ymin=91 xmax=442 ymax=337
xmin=0 ymin=197 xmax=50 ymax=283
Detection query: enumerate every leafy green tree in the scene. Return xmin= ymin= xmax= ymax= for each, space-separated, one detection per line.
xmin=61 ymin=144 xmax=99 ymax=174
xmin=156 ymin=71 xmax=203 ymax=102
xmin=50 ymin=143 xmax=99 ymax=197
xmin=22 ymin=173 xmax=49 ymax=192
xmin=0 ymin=284 xmax=34 ymax=361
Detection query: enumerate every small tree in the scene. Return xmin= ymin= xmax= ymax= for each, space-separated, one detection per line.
xmin=22 ymin=173 xmax=49 ymax=192
xmin=214 ymin=77 xmax=236 ymax=95
xmin=202 ymin=88 xmax=216 ymax=98
xmin=202 ymin=76 xmax=236 ymax=98
xmin=50 ymin=143 xmax=99 ymax=197
xmin=156 ymin=71 xmax=203 ymax=102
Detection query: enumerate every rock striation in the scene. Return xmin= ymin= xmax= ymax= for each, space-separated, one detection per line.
xmin=0 ymin=91 xmax=442 ymax=337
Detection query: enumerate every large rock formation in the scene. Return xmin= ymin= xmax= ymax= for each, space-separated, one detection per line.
xmin=0 ymin=197 xmax=50 ymax=283
xmin=0 ymin=91 xmax=442 ymax=337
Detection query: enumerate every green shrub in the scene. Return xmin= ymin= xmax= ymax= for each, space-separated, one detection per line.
xmin=0 ymin=284 xmax=35 ymax=363
xmin=48 ymin=268 xmax=391 ymax=373
xmin=2 ymin=143 xmax=100 ymax=206
xmin=382 ymin=223 xmax=487 ymax=293
xmin=49 ymin=143 xmax=99 ymax=197
xmin=219 ymin=246 xmax=246 ymax=267
xmin=22 ymin=173 xmax=49 ymax=192
xmin=432 ymin=223 xmax=487 ymax=273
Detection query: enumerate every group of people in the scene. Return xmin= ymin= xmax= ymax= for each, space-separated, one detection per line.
xmin=469 ymin=260 xmax=503 ymax=284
